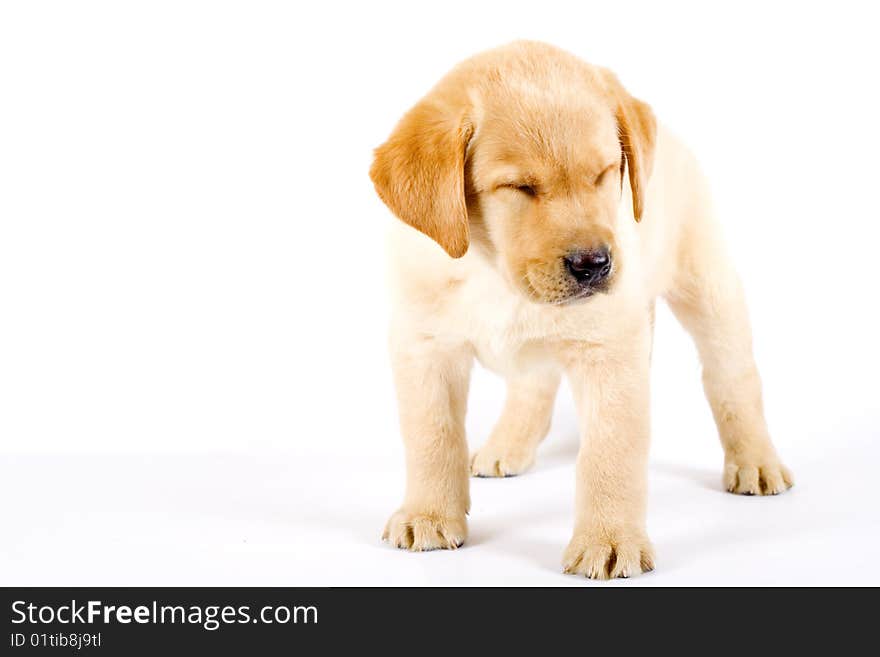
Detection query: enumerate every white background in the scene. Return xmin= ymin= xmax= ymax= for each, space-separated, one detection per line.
xmin=1 ymin=1 xmax=878 ymax=586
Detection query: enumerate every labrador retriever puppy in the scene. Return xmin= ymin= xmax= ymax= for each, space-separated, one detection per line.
xmin=369 ymin=41 xmax=792 ymax=578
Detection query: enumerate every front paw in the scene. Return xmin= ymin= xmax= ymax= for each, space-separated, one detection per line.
xmin=563 ymin=532 xmax=655 ymax=580
xmin=470 ymin=442 xmax=536 ymax=477
xmin=724 ymin=457 xmax=793 ymax=495
xmin=382 ymin=509 xmax=467 ymax=551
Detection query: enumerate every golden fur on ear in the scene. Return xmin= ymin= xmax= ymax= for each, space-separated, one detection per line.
xmin=369 ymin=93 xmax=473 ymax=258
xmin=603 ymin=71 xmax=657 ymax=222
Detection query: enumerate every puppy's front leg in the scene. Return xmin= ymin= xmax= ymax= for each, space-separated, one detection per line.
xmin=383 ymin=330 xmax=472 ymax=551
xmin=560 ymin=325 xmax=655 ymax=579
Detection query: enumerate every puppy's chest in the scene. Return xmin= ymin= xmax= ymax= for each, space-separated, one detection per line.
xmin=447 ymin=275 xmax=611 ymax=374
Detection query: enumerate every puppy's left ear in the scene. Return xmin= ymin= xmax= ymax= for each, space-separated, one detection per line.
xmin=369 ymin=91 xmax=474 ymax=258
xmin=603 ymin=71 xmax=657 ymax=222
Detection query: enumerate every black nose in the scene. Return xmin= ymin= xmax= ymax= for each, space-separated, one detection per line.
xmin=564 ymin=248 xmax=612 ymax=286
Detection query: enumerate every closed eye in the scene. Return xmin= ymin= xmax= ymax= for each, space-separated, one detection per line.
xmin=594 ymin=162 xmax=618 ymax=186
xmin=498 ymin=182 xmax=538 ymax=197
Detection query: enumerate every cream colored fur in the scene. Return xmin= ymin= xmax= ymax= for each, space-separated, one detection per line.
xmin=372 ymin=41 xmax=792 ymax=579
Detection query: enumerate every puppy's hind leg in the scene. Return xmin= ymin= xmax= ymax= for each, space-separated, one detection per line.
xmin=665 ymin=217 xmax=792 ymax=495
xmin=471 ymin=371 xmax=560 ymax=477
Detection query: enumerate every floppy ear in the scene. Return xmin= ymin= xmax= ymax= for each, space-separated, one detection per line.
xmin=369 ymin=94 xmax=474 ymax=258
xmin=603 ymin=72 xmax=657 ymax=222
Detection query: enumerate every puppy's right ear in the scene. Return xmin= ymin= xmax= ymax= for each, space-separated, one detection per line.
xmin=369 ymin=93 xmax=474 ymax=258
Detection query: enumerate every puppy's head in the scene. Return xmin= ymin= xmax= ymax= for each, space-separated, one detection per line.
xmin=370 ymin=42 xmax=656 ymax=305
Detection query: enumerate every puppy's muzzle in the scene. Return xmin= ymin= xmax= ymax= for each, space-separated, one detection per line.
xmin=564 ymin=247 xmax=612 ymax=290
